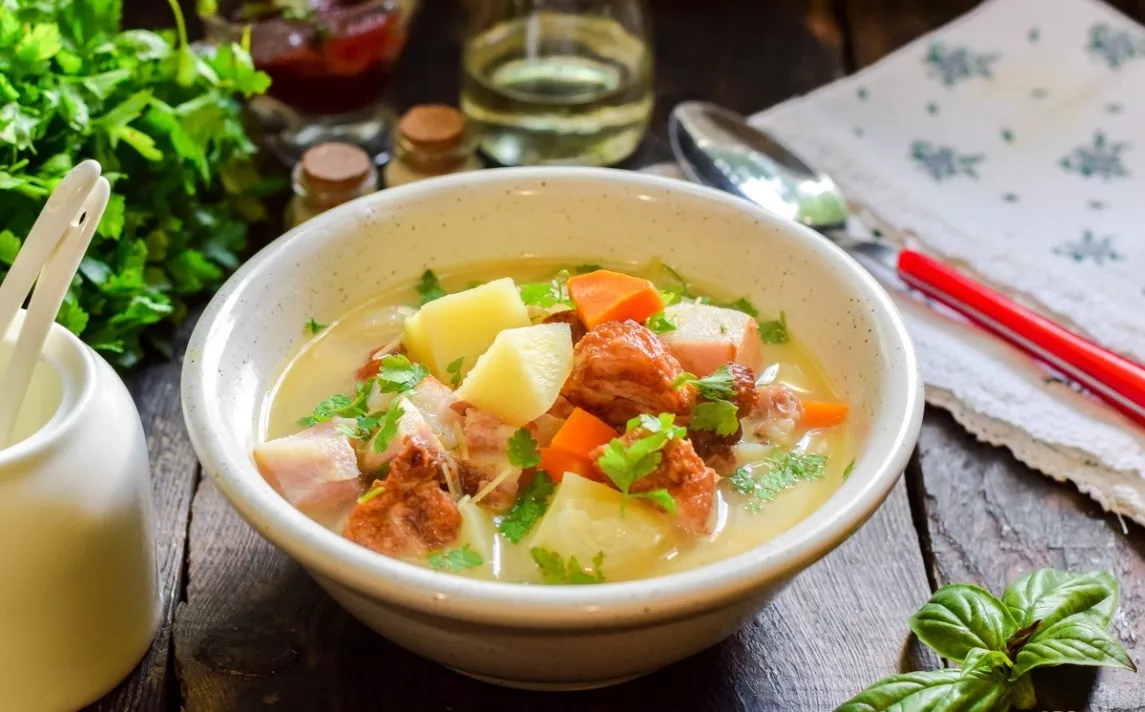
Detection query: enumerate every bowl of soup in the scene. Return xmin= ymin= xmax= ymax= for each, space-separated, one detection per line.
xmin=181 ymin=167 xmax=922 ymax=689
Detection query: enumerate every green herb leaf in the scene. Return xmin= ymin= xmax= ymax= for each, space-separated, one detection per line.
xmin=427 ymin=544 xmax=483 ymax=572
xmin=507 ymin=428 xmax=541 ymax=469
xmin=498 ymin=471 xmax=555 ymax=544
xmin=908 ymin=585 xmax=1019 ymax=663
xmin=1012 ymin=615 xmax=1137 ymax=677
xmin=672 ymin=364 xmax=737 ymax=400
xmin=730 ymin=450 xmax=827 ymax=507
xmin=660 ymin=262 xmax=696 ymax=300
xmin=518 ymin=270 xmax=572 ymax=308
xmin=446 ymin=356 xmax=464 ymax=388
xmin=305 ymin=318 xmax=326 ymax=334
xmin=572 ymin=264 xmax=602 ymax=275
xmin=632 ymin=488 xmax=677 ymax=514
xmin=759 ymin=312 xmax=789 ymax=344
xmin=371 ymin=401 xmax=404 ymax=453
xmin=835 ymin=663 xmax=1012 ymax=712
xmin=843 ymin=459 xmax=856 ymax=480
xmin=712 ymin=296 xmax=759 ymax=318
xmin=416 ymin=269 xmax=447 ymax=305
xmin=646 ymin=310 xmax=676 ymax=334
xmin=690 ymin=399 xmax=740 ymax=436
xmin=597 ymin=414 xmax=685 ymax=510
xmin=299 ymin=380 xmax=373 ymax=427
xmin=376 ymin=354 xmax=429 ymax=394
xmin=356 ymin=486 xmax=385 ymax=505
xmin=1002 ymin=569 xmax=1118 ymax=628
xmin=530 ymin=547 xmax=606 ymax=585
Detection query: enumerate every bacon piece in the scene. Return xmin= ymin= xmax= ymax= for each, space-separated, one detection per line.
xmin=253 ymin=420 xmax=361 ymax=515
xmin=343 ymin=480 xmax=462 ymax=556
xmin=561 ymin=320 xmax=695 ymax=429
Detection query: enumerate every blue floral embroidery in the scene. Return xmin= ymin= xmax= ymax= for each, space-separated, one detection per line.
xmin=1053 ymin=230 xmax=1123 ymax=265
xmin=911 ymin=141 xmax=984 ymax=181
xmin=1087 ymin=22 xmax=1145 ymax=69
xmin=924 ymin=43 xmax=998 ymax=86
xmin=1060 ymin=132 xmax=1130 ymax=179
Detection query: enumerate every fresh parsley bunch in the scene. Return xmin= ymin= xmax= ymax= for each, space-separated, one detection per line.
xmin=0 ymin=0 xmax=276 ymax=367
xmin=838 ymin=569 xmax=1136 ymax=711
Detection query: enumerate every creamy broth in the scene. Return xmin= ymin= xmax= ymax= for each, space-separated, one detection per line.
xmin=263 ymin=260 xmax=853 ymax=584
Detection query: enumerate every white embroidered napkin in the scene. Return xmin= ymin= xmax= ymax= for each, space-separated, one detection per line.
xmin=651 ymin=0 xmax=1145 ymax=523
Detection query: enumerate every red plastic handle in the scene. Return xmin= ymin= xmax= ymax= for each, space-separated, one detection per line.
xmin=897 ymin=249 xmax=1145 ymax=428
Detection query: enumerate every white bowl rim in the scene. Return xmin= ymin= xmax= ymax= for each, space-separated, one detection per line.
xmin=183 ymin=166 xmax=923 ymax=628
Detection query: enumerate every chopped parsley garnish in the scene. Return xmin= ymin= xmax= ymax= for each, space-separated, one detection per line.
xmin=507 ymin=428 xmax=541 ymax=469
xmin=661 ymin=262 xmax=698 ymax=300
xmin=376 ymin=353 xmax=429 ymax=394
xmin=446 ymin=357 xmax=464 ymax=388
xmin=843 ymin=459 xmax=856 ymax=480
xmin=691 ymin=399 xmax=740 ymax=436
xmin=428 ymin=544 xmax=483 ymax=572
xmin=416 ymin=269 xmax=447 ymax=305
xmin=333 ymin=413 xmax=380 ymax=441
xmin=573 ymin=264 xmax=603 ymax=275
xmin=356 ymin=486 xmax=385 ymax=505
xmin=518 ymin=270 xmax=572 ymax=308
xmin=646 ymin=311 xmax=676 ymax=334
xmin=713 ymin=297 xmax=759 ymax=318
xmin=498 ymin=471 xmax=555 ymax=544
xmin=658 ymin=289 xmax=681 ymax=307
xmin=759 ymin=311 xmax=789 ymax=344
xmin=595 ymin=413 xmax=683 ymax=514
xmin=305 ymin=318 xmax=327 ymax=334
xmin=372 ymin=401 xmax=405 ymax=453
xmin=298 ymin=379 xmax=372 ymax=427
xmin=672 ymin=364 xmax=737 ymax=400
xmin=731 ymin=450 xmax=828 ymax=510
xmin=530 ymin=548 xmax=606 ymax=585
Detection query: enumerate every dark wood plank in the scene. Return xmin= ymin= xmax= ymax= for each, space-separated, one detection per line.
xmin=912 ymin=408 xmax=1145 ymax=711
xmin=83 ymin=316 xmax=201 ymax=712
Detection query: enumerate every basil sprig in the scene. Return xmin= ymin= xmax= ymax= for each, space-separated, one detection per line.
xmin=837 ymin=569 xmax=1135 ymax=711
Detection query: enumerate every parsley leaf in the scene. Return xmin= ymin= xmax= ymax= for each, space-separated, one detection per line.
xmin=507 ymin=428 xmax=541 ymax=469
xmin=759 ymin=312 xmax=789 ymax=344
xmin=660 ymin=262 xmax=697 ymax=300
xmin=596 ymin=414 xmax=685 ymax=512
xmin=518 ymin=270 xmax=572 ymax=308
xmin=632 ymin=488 xmax=677 ymax=514
xmin=446 ymin=357 xmax=464 ymax=388
xmin=416 ymin=269 xmax=447 ymax=305
xmin=658 ymin=289 xmax=681 ymax=307
xmin=530 ymin=547 xmax=606 ymax=585
xmin=843 ymin=459 xmax=855 ymax=480
xmin=691 ymin=399 xmax=740 ymax=436
xmin=371 ymin=401 xmax=405 ymax=453
xmin=672 ymin=364 xmax=737 ymax=400
xmin=376 ymin=354 xmax=429 ymax=394
xmin=299 ymin=379 xmax=373 ymax=427
xmin=498 ymin=471 xmax=555 ymax=544
xmin=731 ymin=450 xmax=827 ymax=509
xmin=713 ymin=297 xmax=759 ymax=318
xmin=646 ymin=311 xmax=676 ymax=334
xmin=427 ymin=544 xmax=483 ymax=572
xmin=305 ymin=318 xmax=326 ymax=334
xmin=356 ymin=486 xmax=385 ymax=504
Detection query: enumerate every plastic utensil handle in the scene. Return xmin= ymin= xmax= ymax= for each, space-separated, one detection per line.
xmin=897 ymin=249 xmax=1145 ymax=428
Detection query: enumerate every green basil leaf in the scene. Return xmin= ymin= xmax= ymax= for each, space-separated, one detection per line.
xmin=908 ymin=584 xmax=1018 ymax=663
xmin=1002 ymin=569 xmax=1117 ymax=628
xmin=1011 ymin=614 xmax=1137 ymax=678
xmin=835 ymin=666 xmax=1011 ymax=712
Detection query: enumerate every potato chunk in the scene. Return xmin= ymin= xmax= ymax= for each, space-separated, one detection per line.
xmin=455 ymin=323 xmax=573 ymax=426
xmin=660 ymin=303 xmax=763 ymax=376
xmin=529 ymin=473 xmax=669 ymax=572
xmin=403 ymin=278 xmax=530 ymax=381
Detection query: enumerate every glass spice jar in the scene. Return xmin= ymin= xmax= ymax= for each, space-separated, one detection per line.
xmin=287 ymin=141 xmax=379 ymax=228
xmin=383 ymin=104 xmax=482 ymax=188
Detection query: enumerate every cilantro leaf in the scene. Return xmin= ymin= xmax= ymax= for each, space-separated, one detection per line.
xmin=596 ymin=414 xmax=686 ymax=511
xmin=428 ymin=544 xmax=483 ymax=572
xmin=731 ymin=450 xmax=827 ymax=508
xmin=632 ymin=489 xmax=677 ymax=514
xmin=843 ymin=459 xmax=856 ymax=480
xmin=646 ymin=311 xmax=676 ymax=334
xmin=498 ymin=471 xmax=555 ymax=544
xmin=673 ymin=364 xmax=737 ymax=401
xmin=691 ymin=399 xmax=740 ymax=436
xmin=759 ymin=312 xmax=789 ymax=344
xmin=376 ymin=354 xmax=429 ymax=394
xmin=305 ymin=318 xmax=326 ymax=334
xmin=299 ymin=379 xmax=373 ymax=427
xmin=713 ymin=297 xmax=759 ymax=318
xmin=416 ymin=269 xmax=447 ymax=305
xmin=446 ymin=356 xmax=464 ymax=388
xmin=356 ymin=486 xmax=385 ymax=505
xmin=371 ymin=401 xmax=405 ymax=453
xmin=518 ymin=270 xmax=572 ymax=308
xmin=530 ymin=547 xmax=606 ymax=585
xmin=507 ymin=428 xmax=541 ymax=469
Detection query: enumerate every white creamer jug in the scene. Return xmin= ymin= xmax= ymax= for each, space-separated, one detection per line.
xmin=0 ymin=311 xmax=158 ymax=711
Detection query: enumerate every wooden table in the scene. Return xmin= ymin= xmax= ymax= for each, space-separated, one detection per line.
xmin=98 ymin=1 xmax=1145 ymax=709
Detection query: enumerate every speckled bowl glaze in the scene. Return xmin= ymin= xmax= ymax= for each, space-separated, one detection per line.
xmin=182 ymin=167 xmax=922 ymax=690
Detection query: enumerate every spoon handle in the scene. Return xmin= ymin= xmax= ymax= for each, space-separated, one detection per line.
xmin=897 ymin=249 xmax=1145 ymax=428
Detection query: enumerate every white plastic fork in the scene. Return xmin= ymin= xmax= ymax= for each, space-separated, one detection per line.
xmin=0 ymin=160 xmax=110 ymax=449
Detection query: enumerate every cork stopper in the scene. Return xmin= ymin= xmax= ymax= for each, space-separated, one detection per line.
xmin=398 ymin=105 xmax=467 ymax=152
xmin=299 ymin=142 xmax=373 ymax=193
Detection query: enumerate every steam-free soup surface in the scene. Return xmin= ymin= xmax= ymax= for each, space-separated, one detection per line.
xmin=260 ymin=260 xmax=854 ymax=584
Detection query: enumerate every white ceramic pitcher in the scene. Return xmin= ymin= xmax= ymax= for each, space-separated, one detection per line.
xmin=0 ymin=310 xmax=158 ymax=711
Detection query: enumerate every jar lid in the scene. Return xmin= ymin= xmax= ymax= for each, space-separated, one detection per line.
xmin=398 ymin=104 xmax=467 ymax=152
xmin=299 ymin=142 xmax=373 ymax=193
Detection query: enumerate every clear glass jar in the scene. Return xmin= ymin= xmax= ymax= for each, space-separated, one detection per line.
xmin=460 ymin=0 xmax=654 ymax=166
xmin=383 ymin=105 xmax=483 ymax=187
xmin=287 ymin=142 xmax=379 ymax=228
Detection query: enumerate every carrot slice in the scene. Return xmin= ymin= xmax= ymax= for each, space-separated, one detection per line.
xmin=801 ymin=400 xmax=849 ymax=429
xmin=568 ymin=270 xmax=665 ymax=329
xmin=538 ymin=408 xmax=618 ymax=482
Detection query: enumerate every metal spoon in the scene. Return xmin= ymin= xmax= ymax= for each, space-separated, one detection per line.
xmin=669 ymin=101 xmax=1145 ymax=428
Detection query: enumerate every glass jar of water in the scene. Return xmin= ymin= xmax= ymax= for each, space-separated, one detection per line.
xmin=461 ymin=0 xmax=653 ymax=166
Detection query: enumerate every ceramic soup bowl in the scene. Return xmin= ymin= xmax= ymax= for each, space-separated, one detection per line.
xmin=182 ymin=167 xmax=922 ymax=690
